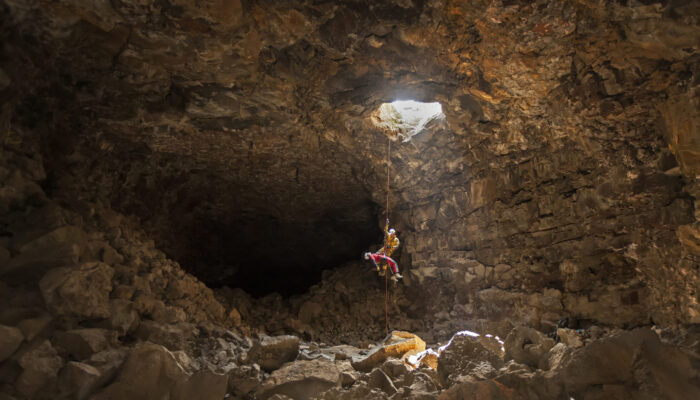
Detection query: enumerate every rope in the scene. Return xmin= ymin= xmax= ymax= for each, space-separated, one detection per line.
xmin=384 ymin=137 xmax=391 ymax=336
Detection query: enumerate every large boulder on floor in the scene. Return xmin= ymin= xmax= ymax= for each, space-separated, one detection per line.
xmin=247 ymin=335 xmax=300 ymax=372
xmin=15 ymin=341 xmax=64 ymax=398
xmin=58 ymin=361 xmax=102 ymax=400
xmin=504 ymin=326 xmax=554 ymax=368
xmin=560 ymin=328 xmax=700 ymax=399
xmin=256 ymin=358 xmax=345 ymax=400
xmin=351 ymin=331 xmax=426 ymax=372
xmin=0 ymin=325 xmax=24 ymax=362
xmin=437 ymin=331 xmax=505 ymax=388
xmin=39 ymin=262 xmax=114 ymax=320
xmin=91 ymin=343 xmax=227 ymax=400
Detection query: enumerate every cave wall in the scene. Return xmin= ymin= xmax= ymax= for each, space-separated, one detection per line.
xmin=0 ymin=0 xmax=698 ymax=333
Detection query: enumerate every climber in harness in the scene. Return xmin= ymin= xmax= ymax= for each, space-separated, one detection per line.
xmin=364 ymin=221 xmax=402 ymax=281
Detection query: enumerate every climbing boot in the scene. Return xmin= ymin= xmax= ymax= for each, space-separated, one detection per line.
xmin=391 ymin=273 xmax=403 ymax=282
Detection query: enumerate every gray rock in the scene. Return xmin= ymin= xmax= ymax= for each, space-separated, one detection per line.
xmin=247 ymin=335 xmax=300 ymax=372
xmin=0 ymin=325 xmax=24 ymax=362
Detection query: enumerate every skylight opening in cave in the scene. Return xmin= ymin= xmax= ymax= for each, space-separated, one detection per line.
xmin=371 ymin=100 xmax=444 ymax=142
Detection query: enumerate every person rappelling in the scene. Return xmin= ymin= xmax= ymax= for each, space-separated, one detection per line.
xmin=364 ymin=220 xmax=403 ymax=282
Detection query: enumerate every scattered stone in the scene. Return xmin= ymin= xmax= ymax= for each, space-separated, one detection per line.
xmin=247 ymin=335 xmax=300 ymax=372
xmin=504 ymin=326 xmax=555 ymax=368
xmin=0 ymin=325 xmax=24 ymax=362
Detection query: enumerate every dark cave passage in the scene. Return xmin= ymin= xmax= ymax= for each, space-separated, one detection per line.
xmin=170 ymin=200 xmax=384 ymax=298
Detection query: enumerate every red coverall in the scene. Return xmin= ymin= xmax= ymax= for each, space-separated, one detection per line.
xmin=366 ymin=252 xmax=399 ymax=274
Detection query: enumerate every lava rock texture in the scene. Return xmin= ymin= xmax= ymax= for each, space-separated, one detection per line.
xmin=0 ymin=0 xmax=699 ymax=398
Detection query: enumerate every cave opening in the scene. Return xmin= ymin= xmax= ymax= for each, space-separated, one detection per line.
xmin=174 ymin=198 xmax=385 ymax=299
xmin=371 ymin=100 xmax=444 ymax=141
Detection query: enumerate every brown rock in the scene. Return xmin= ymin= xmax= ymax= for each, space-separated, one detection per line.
xmin=504 ymin=326 xmax=555 ymax=368
xmin=16 ymin=314 xmax=52 ymax=342
xmin=15 ymin=340 xmax=64 ymax=397
xmin=105 ymin=299 xmax=140 ymax=335
xmin=247 ymin=335 xmax=300 ymax=372
xmin=54 ymin=329 xmax=113 ymax=360
xmin=58 ymin=361 xmax=101 ymax=400
xmin=0 ymin=325 xmax=24 ymax=362
xmin=228 ymin=364 xmax=263 ymax=398
xmin=92 ymin=343 xmax=227 ymax=400
xmin=134 ymin=321 xmax=196 ymax=351
xmin=39 ymin=262 xmax=114 ymax=320
xmin=437 ymin=332 xmax=504 ymax=388
xmin=368 ymin=368 xmax=398 ymax=396
xmin=256 ymin=358 xmax=342 ymax=400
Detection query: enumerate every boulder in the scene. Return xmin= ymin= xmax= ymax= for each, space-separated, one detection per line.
xmin=437 ymin=379 xmax=518 ymax=400
xmin=228 ymin=364 xmax=263 ymax=398
xmin=87 ymin=348 xmax=128 ymax=388
xmin=15 ymin=341 xmax=64 ymax=397
xmin=92 ymin=343 xmax=227 ymax=400
xmin=351 ymin=331 xmax=426 ymax=372
xmin=58 ymin=361 xmax=101 ymax=400
xmin=1 ymin=243 xmax=80 ymax=284
xmin=560 ymin=328 xmax=700 ymax=398
xmin=134 ymin=321 xmax=197 ymax=351
xmin=556 ymin=328 xmax=583 ymax=348
xmin=247 ymin=335 xmax=300 ymax=372
xmin=256 ymin=358 xmax=343 ymax=400
xmin=105 ymin=299 xmax=139 ymax=335
xmin=437 ymin=331 xmax=504 ymax=388
xmin=504 ymin=326 xmax=555 ymax=368
xmin=0 ymin=325 xmax=24 ymax=362
xmin=367 ymin=368 xmax=398 ymax=396
xmin=39 ymin=262 xmax=114 ymax=320
xmin=54 ymin=329 xmax=113 ymax=360
xmin=17 ymin=314 xmax=52 ymax=342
